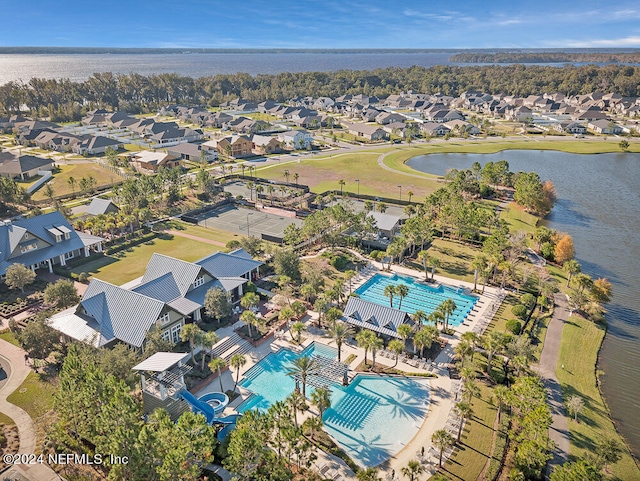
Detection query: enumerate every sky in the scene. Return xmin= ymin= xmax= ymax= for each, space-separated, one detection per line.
xmin=3 ymin=0 xmax=640 ymax=49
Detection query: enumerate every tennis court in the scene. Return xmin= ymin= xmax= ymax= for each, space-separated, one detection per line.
xmin=196 ymin=204 xmax=303 ymax=239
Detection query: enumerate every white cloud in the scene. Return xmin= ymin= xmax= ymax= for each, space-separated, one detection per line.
xmin=496 ymin=19 xmax=523 ymax=26
xmin=563 ymin=36 xmax=640 ymax=47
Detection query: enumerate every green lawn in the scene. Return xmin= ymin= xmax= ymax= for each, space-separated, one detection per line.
xmin=31 ymin=163 xmax=125 ymax=200
xmin=405 ymin=238 xmax=480 ymax=284
xmin=0 ymin=411 xmax=14 ymax=425
xmin=441 ymin=383 xmax=499 ymax=481
xmin=557 ymin=316 xmax=640 ymax=480
xmin=69 ymin=234 xmax=223 ymax=285
xmin=0 ymin=330 xmax=21 ymax=347
xmin=162 ymin=220 xmax=244 ymax=246
xmin=500 ymin=203 xmax=539 ymax=235
xmin=484 ymin=294 xmax=520 ymax=334
xmin=6 ymin=372 xmax=56 ymax=419
xmin=255 ymin=151 xmax=440 ymax=201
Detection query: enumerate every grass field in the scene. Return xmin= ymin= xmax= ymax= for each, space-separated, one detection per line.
xmin=69 ymin=234 xmax=223 ymax=285
xmin=441 ymin=383 xmax=499 ymax=481
xmin=557 ymin=315 xmax=640 ymax=480
xmin=167 ymin=220 xmax=245 ymax=246
xmin=405 ymin=238 xmax=480 ymax=284
xmin=0 ymin=330 xmax=21 ymax=347
xmin=6 ymin=372 xmax=56 ymax=419
xmin=485 ymin=294 xmax=520 ymax=334
xmin=500 ymin=202 xmax=539 ymax=234
xmin=31 ymin=163 xmax=125 ymax=201
xmin=255 ymin=151 xmax=441 ymax=201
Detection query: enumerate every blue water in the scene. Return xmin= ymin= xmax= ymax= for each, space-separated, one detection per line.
xmin=237 ymin=342 xmax=338 ymax=413
xmin=355 ymin=273 xmax=478 ymax=326
xmin=236 ymin=342 xmax=431 ymax=467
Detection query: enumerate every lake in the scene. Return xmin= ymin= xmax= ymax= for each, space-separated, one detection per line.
xmin=407 ymin=150 xmax=640 ymax=459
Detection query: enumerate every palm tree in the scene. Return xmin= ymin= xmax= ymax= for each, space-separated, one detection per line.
xmin=388 ymin=339 xmax=405 ymax=368
xmin=414 ymin=326 xmax=438 ymax=358
xmin=563 ymin=259 xmax=581 ymax=287
xmin=406 ymin=190 xmax=414 ymax=203
xmin=293 ymin=172 xmax=299 ymax=185
xmin=394 ymin=284 xmax=410 ymax=310
xmin=454 ymin=401 xmax=473 ymax=441
xmin=344 ymin=269 xmax=356 ymax=294
xmin=303 ymin=415 xmax=323 ymax=442
xmin=310 ymin=387 xmax=331 ymax=420
xmin=412 ymin=309 xmax=428 ymax=327
xmin=338 ymin=179 xmax=346 ymax=196
xmin=492 ymin=385 xmax=510 ymax=423
xmin=356 ymin=329 xmax=377 ymax=366
xmin=369 ymin=336 xmax=383 ymax=369
xmin=417 ymin=250 xmax=430 ymax=280
xmin=471 ymin=254 xmax=488 ymax=292
xmin=356 ymin=467 xmax=381 ymax=481
xmin=290 ymin=320 xmax=305 ymax=343
xmin=397 ymin=324 xmax=414 ymax=352
xmin=454 ymin=340 xmax=473 ymax=367
xmin=180 ymin=324 xmax=204 ymax=366
xmin=328 ymin=321 xmax=353 ymax=362
xmin=432 ymin=429 xmax=455 ymax=467
xmin=230 ymin=353 xmax=246 ymax=392
xmin=429 ymin=256 xmax=440 ymax=280
xmin=201 ymin=331 xmax=220 ymax=371
xmin=461 ymin=331 xmax=480 ymax=362
xmin=67 ymin=176 xmax=76 ymax=197
xmin=240 ymin=310 xmax=258 ymax=338
xmin=286 ymin=355 xmax=318 ymax=398
xmin=283 ymin=169 xmax=290 ymax=183
xmin=438 ymin=299 xmax=457 ymax=331
xmin=401 ymin=459 xmax=425 ymax=481
xmin=462 ymin=379 xmax=480 ymax=403
xmin=287 ymin=391 xmax=307 ymax=428
xmin=383 ymin=284 xmax=396 ymax=307
xmin=483 ymin=331 xmax=505 ymax=377
xmin=209 ymin=357 xmax=226 ymax=393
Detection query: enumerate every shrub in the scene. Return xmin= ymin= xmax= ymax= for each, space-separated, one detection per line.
xmin=511 ymin=304 xmax=528 ymax=321
xmin=226 ymin=240 xmax=241 ymax=250
xmin=329 ymin=255 xmax=348 ymax=270
xmin=78 ymin=272 xmax=88 ymax=283
xmin=506 ymin=319 xmax=523 ymax=335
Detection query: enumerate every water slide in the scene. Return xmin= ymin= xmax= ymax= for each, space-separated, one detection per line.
xmin=178 ymin=390 xmax=239 ymax=426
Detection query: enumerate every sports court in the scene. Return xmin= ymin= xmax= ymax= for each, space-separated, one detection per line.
xmin=196 ymin=204 xmax=303 ymax=239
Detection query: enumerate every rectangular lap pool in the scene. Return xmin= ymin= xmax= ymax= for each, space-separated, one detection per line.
xmin=355 ymin=273 xmax=478 ymax=326
xmin=236 ymin=342 xmax=431 ymax=468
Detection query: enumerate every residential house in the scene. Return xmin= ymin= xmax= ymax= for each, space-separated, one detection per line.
xmin=0 ymin=211 xmax=104 ymax=278
xmin=572 ymin=107 xmax=608 ymax=122
xmin=131 ymin=151 xmax=182 ymax=172
xmin=215 ymin=135 xmax=254 ymax=158
xmin=375 ymin=112 xmax=406 ymax=125
xmin=73 ymin=136 xmax=123 ymax=155
xmin=251 ymin=134 xmax=282 ymax=154
xmin=0 ymin=152 xmax=54 ymax=180
xmin=277 ymin=130 xmax=314 ymax=149
xmin=421 ymin=122 xmax=451 ymax=137
xmin=367 ymin=211 xmax=403 ymax=240
xmin=47 ymin=249 xmax=262 ymax=349
xmin=342 ymin=297 xmax=412 ymax=340
xmin=34 ymin=131 xmax=84 ymax=152
xmin=343 ymin=122 xmax=388 ymax=141
xmin=166 ymin=142 xmax=217 ymax=163
xmin=443 ymin=120 xmax=480 ymax=135
xmin=587 ymin=120 xmax=622 ymax=134
xmin=506 ymin=106 xmax=533 ymax=122
xmin=553 ymin=121 xmax=587 ymax=134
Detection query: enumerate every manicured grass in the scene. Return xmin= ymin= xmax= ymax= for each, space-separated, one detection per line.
xmin=500 ymin=202 xmax=539 ymax=235
xmin=69 ymin=234 xmax=222 ymax=285
xmin=485 ymin=294 xmax=520 ymax=334
xmin=164 ymin=220 xmax=244 ymax=246
xmin=255 ymin=151 xmax=440 ymax=201
xmin=0 ymin=330 xmax=21 ymax=347
xmin=31 ymin=163 xmax=125 ymax=200
xmin=6 ymin=372 xmax=56 ymax=419
xmin=0 ymin=411 xmax=14 ymax=425
xmin=405 ymin=238 xmax=480 ymax=284
xmin=557 ymin=315 xmax=640 ymax=480
xmin=441 ymin=383 xmax=498 ymax=481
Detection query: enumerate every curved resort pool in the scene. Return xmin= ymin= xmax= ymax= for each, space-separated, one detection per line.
xmin=355 ymin=273 xmax=478 ymax=326
xmin=237 ymin=342 xmax=431 ymax=468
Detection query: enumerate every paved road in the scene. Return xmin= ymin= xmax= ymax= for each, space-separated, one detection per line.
xmin=538 ymin=293 xmax=571 ymax=477
xmin=0 ymin=339 xmax=62 ymax=481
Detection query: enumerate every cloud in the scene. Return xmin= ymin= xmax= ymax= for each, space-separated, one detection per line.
xmin=563 ymin=36 xmax=640 ymax=47
xmin=496 ymin=19 xmax=523 ymax=26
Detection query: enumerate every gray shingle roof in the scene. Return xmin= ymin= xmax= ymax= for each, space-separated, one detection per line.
xmin=86 ymin=198 xmax=119 ymax=216
xmin=80 ymin=279 xmax=166 ymax=348
xmin=0 ymin=153 xmax=53 ymax=176
xmin=342 ymin=297 xmax=411 ymax=339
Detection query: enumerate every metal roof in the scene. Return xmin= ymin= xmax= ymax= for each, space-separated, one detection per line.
xmin=196 ymin=251 xmax=262 ymax=278
xmin=48 ymin=306 xmax=110 ymax=348
xmin=132 ymin=352 xmax=190 ymax=372
xmin=141 ymin=253 xmax=204 ymax=297
xmin=342 ymin=297 xmax=411 ymax=339
xmin=80 ymin=279 xmax=167 ymax=348
xmin=86 ymin=197 xmax=119 ymax=216
xmin=368 ymin=211 xmax=402 ymax=232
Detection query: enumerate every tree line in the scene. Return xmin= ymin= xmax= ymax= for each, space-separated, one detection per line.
xmin=1 ymin=64 xmax=640 ymax=120
xmin=450 ymin=52 xmax=640 ymax=64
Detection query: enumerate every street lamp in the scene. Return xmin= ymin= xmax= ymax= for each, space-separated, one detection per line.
xmin=397 ymin=185 xmax=402 ymax=201
xmin=246 ymin=212 xmax=253 ymax=237
xmin=355 ymin=179 xmax=360 ymax=198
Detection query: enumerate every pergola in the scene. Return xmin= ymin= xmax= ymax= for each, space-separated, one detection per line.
xmin=291 ymin=354 xmax=350 ymax=390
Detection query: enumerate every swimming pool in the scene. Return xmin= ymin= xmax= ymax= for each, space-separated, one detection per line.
xmin=355 ymin=273 xmax=478 ymax=326
xmin=236 ymin=342 xmax=431 ymax=467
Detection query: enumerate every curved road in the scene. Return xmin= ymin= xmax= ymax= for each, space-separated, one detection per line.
xmin=0 ymin=339 xmax=62 ymax=481
xmin=538 ymin=294 xmax=571 ymax=477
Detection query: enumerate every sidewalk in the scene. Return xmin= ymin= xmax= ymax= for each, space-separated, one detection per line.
xmin=538 ymin=294 xmax=570 ymax=477
xmin=0 ymin=339 xmax=62 ymax=481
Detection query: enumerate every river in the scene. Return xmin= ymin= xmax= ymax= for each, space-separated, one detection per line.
xmin=407 ymin=150 xmax=640 ymax=459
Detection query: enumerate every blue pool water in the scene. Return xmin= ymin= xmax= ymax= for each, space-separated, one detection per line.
xmin=355 ymin=273 xmax=478 ymax=326
xmin=236 ymin=342 xmax=431 ymax=467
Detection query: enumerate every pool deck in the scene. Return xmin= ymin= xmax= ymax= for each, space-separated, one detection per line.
xmin=194 ymin=261 xmax=506 ymax=479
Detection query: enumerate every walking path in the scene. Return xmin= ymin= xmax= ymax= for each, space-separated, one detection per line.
xmin=0 ymin=339 xmax=62 ymax=481
xmin=538 ymin=293 xmax=571 ymax=477
xmin=165 ymin=229 xmax=226 ymax=247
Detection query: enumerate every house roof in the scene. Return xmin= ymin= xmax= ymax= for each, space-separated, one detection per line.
xmin=368 ymin=211 xmax=402 ymax=232
xmin=82 ymin=136 xmax=122 ymax=150
xmin=342 ymin=297 xmax=411 ymax=339
xmin=132 ymin=352 xmax=189 ymax=372
xmin=140 ymin=253 xmax=204 ymax=297
xmin=86 ymin=198 xmax=119 ymax=216
xmin=0 ymin=153 xmax=53 ymax=176
xmin=196 ymin=250 xmax=262 ymax=278
xmin=48 ymin=306 xmax=108 ymax=348
xmin=0 ymin=211 xmax=102 ymax=277
xmin=79 ymin=279 xmax=167 ymax=348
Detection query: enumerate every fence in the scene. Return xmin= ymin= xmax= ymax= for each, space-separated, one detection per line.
xmin=26 ymin=170 xmax=52 ymax=194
